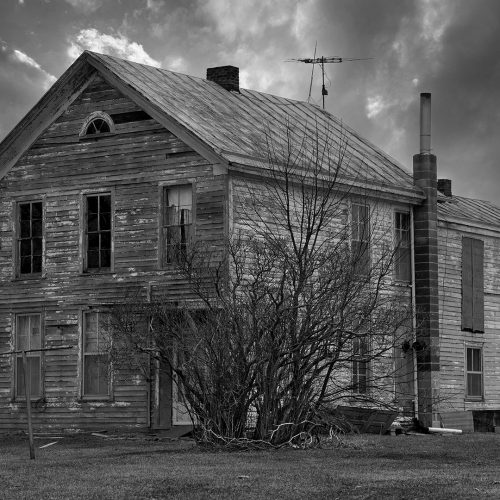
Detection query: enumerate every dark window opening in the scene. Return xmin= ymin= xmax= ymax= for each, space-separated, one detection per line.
xmin=86 ymin=194 xmax=111 ymax=270
xmin=109 ymin=111 xmax=151 ymax=124
xmin=18 ymin=201 xmax=43 ymax=275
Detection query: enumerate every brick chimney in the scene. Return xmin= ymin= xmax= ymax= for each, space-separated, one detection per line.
xmin=207 ymin=66 xmax=239 ymax=92
xmin=413 ymin=93 xmax=440 ymax=427
xmin=437 ymin=179 xmax=452 ymax=197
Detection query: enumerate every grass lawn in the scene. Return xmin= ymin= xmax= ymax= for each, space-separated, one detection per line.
xmin=1 ymin=432 xmax=500 ymax=499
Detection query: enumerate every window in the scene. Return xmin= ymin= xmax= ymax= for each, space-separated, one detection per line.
xmin=80 ymin=112 xmax=114 ymax=137
xmin=462 ymin=237 xmax=484 ymax=332
xmin=85 ymin=194 xmax=112 ymax=271
xmin=394 ymin=212 xmax=411 ymax=281
xmin=466 ymin=347 xmax=483 ymax=399
xmin=17 ymin=201 xmax=43 ymax=275
xmin=162 ymin=185 xmax=192 ymax=265
xmin=352 ymin=337 xmax=369 ymax=394
xmin=351 ymin=204 xmax=370 ymax=275
xmin=85 ymin=118 xmax=110 ymax=135
xmin=15 ymin=314 xmax=42 ymax=398
xmin=82 ymin=312 xmax=109 ymax=397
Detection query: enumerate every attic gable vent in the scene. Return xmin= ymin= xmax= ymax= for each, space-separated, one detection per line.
xmin=80 ymin=111 xmax=115 ymax=138
xmin=207 ymin=65 xmax=239 ymax=92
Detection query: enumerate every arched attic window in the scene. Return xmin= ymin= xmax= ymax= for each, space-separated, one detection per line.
xmin=80 ymin=111 xmax=115 ymax=138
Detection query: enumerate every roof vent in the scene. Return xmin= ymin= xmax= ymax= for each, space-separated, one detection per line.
xmin=438 ymin=179 xmax=452 ymax=197
xmin=207 ymin=65 xmax=239 ymax=92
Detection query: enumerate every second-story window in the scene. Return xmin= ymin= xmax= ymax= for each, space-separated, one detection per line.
xmin=394 ymin=212 xmax=411 ymax=281
xmin=85 ymin=194 xmax=112 ymax=271
xmin=18 ymin=201 xmax=43 ymax=276
xmin=351 ymin=203 xmax=370 ymax=276
xmin=163 ymin=185 xmax=192 ymax=265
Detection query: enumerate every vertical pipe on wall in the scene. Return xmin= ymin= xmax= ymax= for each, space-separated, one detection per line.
xmin=420 ymin=92 xmax=431 ymax=155
xmin=410 ymin=207 xmax=419 ymax=420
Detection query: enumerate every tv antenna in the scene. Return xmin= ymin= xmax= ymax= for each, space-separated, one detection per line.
xmin=287 ymin=54 xmax=373 ymax=109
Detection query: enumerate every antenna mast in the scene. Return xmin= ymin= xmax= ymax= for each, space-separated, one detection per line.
xmin=287 ymin=55 xmax=372 ymax=109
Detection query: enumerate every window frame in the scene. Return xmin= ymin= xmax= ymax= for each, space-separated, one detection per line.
xmin=81 ymin=310 xmax=112 ymax=400
xmin=81 ymin=190 xmax=114 ymax=273
xmin=352 ymin=336 xmax=370 ymax=395
xmin=13 ymin=312 xmax=44 ymax=401
xmin=14 ymin=199 xmax=45 ymax=279
xmin=394 ymin=211 xmax=411 ymax=282
xmin=351 ymin=202 xmax=371 ymax=276
xmin=79 ymin=111 xmax=115 ymax=139
xmin=159 ymin=182 xmax=195 ymax=268
xmin=465 ymin=345 xmax=483 ymax=401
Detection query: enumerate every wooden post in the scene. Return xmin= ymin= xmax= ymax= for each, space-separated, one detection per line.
xmin=22 ymin=350 xmax=35 ymax=460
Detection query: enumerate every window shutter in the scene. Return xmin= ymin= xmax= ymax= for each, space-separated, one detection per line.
xmin=472 ymin=238 xmax=484 ymax=332
xmin=462 ymin=237 xmax=473 ymax=331
xmin=462 ymin=237 xmax=484 ymax=333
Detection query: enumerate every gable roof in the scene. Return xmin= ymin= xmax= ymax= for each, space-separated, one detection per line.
xmin=0 ymin=50 xmax=424 ymax=202
xmin=439 ymin=195 xmax=500 ymax=231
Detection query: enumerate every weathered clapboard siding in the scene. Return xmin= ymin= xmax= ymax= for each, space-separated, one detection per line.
xmin=229 ymin=175 xmax=414 ymax=407
xmin=0 ymin=75 xmax=227 ymax=432
xmin=438 ymin=221 xmax=500 ymax=412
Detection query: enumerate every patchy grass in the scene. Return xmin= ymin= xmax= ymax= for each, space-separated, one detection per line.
xmin=1 ymin=432 xmax=500 ymax=499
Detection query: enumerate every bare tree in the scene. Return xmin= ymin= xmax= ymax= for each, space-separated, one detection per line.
xmin=109 ymin=120 xmax=415 ymax=446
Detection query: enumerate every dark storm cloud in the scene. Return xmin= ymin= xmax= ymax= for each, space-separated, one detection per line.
xmin=0 ymin=42 xmax=56 ymax=138
xmin=0 ymin=0 xmax=498 ymax=202
xmin=423 ymin=1 xmax=500 ymax=200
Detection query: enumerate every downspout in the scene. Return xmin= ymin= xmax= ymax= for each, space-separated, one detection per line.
xmin=146 ymin=282 xmax=152 ymax=429
xmin=410 ymin=207 xmax=419 ymax=419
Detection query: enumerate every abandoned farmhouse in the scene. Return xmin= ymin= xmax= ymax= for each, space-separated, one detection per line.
xmin=0 ymin=51 xmax=499 ymax=433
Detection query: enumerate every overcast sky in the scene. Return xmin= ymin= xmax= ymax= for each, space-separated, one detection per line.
xmin=1 ymin=0 xmax=499 ymax=203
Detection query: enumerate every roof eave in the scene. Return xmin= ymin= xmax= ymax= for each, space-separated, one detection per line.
xmin=228 ymin=161 xmax=425 ymax=204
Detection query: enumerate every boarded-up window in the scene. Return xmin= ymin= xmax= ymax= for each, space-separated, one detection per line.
xmin=462 ymin=237 xmax=484 ymax=332
xmin=85 ymin=194 xmax=112 ymax=270
xmin=15 ymin=314 xmax=42 ymax=398
xmin=466 ymin=347 xmax=482 ymax=398
xmin=163 ymin=185 xmax=192 ymax=265
xmin=394 ymin=212 xmax=411 ymax=281
xmin=351 ymin=204 xmax=370 ymax=276
xmin=18 ymin=201 xmax=43 ymax=275
xmin=82 ymin=312 xmax=109 ymax=397
xmin=352 ymin=337 xmax=369 ymax=394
